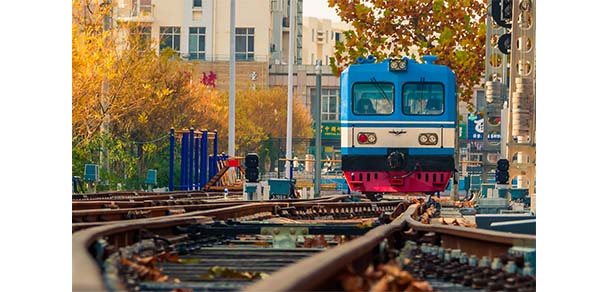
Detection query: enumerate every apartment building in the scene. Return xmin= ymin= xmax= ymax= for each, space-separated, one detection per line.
xmin=114 ymin=0 xmax=303 ymax=90
xmin=301 ymin=17 xmax=351 ymax=66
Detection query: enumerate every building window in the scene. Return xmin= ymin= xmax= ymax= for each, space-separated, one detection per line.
xmin=139 ymin=0 xmax=152 ymax=16
xmin=131 ymin=25 xmax=151 ymax=51
xmin=189 ymin=27 xmax=206 ymax=60
xmin=236 ymin=27 xmax=255 ymax=61
xmin=160 ymin=27 xmax=180 ymax=52
xmin=193 ymin=0 xmax=202 ymax=8
xmin=311 ymin=88 xmax=340 ymax=121
xmin=311 ymin=29 xmax=314 ymax=42
xmin=335 ymin=32 xmax=341 ymax=42
xmin=322 ymin=89 xmax=339 ymax=121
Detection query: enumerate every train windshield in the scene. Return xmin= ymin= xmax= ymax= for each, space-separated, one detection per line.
xmin=402 ymin=83 xmax=444 ymax=115
xmin=352 ymin=82 xmax=394 ymax=115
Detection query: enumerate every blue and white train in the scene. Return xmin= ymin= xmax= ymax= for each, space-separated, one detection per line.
xmin=340 ymin=55 xmax=457 ymax=197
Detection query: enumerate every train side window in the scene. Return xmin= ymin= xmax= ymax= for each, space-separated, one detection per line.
xmin=352 ymin=82 xmax=394 ymax=115
xmin=402 ymin=83 xmax=444 ymax=115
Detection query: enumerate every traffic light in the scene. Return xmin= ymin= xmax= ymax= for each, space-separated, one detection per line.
xmin=502 ymin=0 xmax=513 ymax=20
xmin=491 ymin=0 xmax=511 ymax=28
xmin=496 ymin=159 xmax=510 ymax=184
xmin=498 ymin=33 xmax=511 ymax=55
xmin=245 ymin=153 xmax=259 ymax=183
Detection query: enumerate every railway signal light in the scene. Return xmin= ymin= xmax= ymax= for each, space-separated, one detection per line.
xmin=498 ymin=33 xmax=511 ymax=55
xmin=491 ymin=0 xmax=511 ymax=28
xmin=496 ymin=159 xmax=510 ymax=184
xmin=245 ymin=153 xmax=259 ymax=183
xmin=502 ymin=0 xmax=512 ymax=20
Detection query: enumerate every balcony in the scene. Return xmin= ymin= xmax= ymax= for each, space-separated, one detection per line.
xmin=116 ymin=0 xmax=155 ymax=22
xmin=316 ymin=31 xmax=324 ymax=44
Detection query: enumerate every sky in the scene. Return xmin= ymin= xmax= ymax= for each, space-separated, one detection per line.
xmin=303 ymin=0 xmax=342 ymax=23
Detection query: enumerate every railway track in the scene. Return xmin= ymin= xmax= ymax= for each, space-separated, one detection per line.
xmin=72 ymin=190 xmax=245 ymax=202
xmin=247 ymin=203 xmax=535 ymax=292
xmin=72 ymin=194 xmax=387 ymax=230
xmin=73 ymin=198 xmax=535 ymax=292
xmin=73 ymin=199 xmax=400 ymax=291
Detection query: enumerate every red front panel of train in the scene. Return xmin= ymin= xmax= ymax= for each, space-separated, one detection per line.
xmin=344 ymin=170 xmax=452 ymax=193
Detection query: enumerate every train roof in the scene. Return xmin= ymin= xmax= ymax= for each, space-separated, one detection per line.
xmin=341 ymin=55 xmax=454 ymax=77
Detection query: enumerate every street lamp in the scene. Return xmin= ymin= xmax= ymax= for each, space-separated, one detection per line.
xmin=314 ymin=60 xmax=322 ymax=198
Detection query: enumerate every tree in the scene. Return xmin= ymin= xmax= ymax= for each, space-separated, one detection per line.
xmin=329 ymin=0 xmax=486 ymax=110
xmin=72 ymin=0 xmax=210 ymax=188
xmin=72 ymin=1 xmax=312 ymax=189
xmin=198 ymin=87 xmax=313 ymax=172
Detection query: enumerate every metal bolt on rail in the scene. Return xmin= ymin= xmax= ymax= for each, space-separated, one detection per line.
xmin=479 ymin=256 xmax=490 ymax=268
xmin=469 ymin=255 xmax=478 ymax=267
xmin=491 ymin=257 xmax=503 ymax=270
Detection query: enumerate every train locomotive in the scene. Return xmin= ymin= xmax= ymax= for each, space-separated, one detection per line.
xmin=340 ymin=55 xmax=457 ymax=199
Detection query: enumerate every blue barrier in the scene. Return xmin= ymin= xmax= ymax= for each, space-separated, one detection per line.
xmin=168 ymin=128 xmax=219 ymax=191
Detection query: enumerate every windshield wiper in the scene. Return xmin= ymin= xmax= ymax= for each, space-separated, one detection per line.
xmin=370 ymin=77 xmax=393 ymax=106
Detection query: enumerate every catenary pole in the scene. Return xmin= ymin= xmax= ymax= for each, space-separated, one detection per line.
xmin=285 ymin=0 xmax=296 ymax=177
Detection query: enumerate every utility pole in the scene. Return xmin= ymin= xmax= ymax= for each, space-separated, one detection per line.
xmin=228 ymin=0 xmax=236 ymax=157
xmin=507 ymin=0 xmax=536 ymax=202
xmin=100 ymin=0 xmax=112 ymax=187
xmin=314 ymin=60 xmax=322 ymax=198
xmin=285 ymin=0 xmax=296 ymax=177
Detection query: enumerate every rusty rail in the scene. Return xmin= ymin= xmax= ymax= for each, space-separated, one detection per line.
xmin=72 ymin=202 xmax=291 ymax=232
xmin=72 ymin=215 xmax=213 ymax=292
xmin=404 ymin=204 xmax=535 ymax=258
xmin=72 ymin=199 xmax=424 ymax=291
xmin=244 ymin=203 xmax=535 ymax=292
xmin=72 ymin=202 xmax=245 ymax=223
xmin=72 ymin=191 xmax=244 ymax=201
xmin=243 ymin=208 xmax=410 ymax=292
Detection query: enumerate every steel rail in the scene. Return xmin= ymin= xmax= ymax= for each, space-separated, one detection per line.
xmin=72 ymin=196 xmax=357 ymax=225
xmin=72 ymin=199 xmax=371 ymax=291
xmin=73 ymin=194 xmax=350 ymax=206
xmin=72 ymin=215 xmax=214 ymax=292
xmin=72 ymin=191 xmax=244 ymax=201
xmin=244 ymin=203 xmax=535 ymax=292
xmin=404 ymin=204 xmax=536 ymax=258
xmin=243 ymin=208 xmax=410 ymax=292
xmin=72 ymin=202 xmax=291 ymax=232
xmin=72 ymin=200 xmax=242 ymax=210
xmin=72 ymin=202 xmax=246 ymax=222
xmin=72 ymin=200 xmax=419 ymax=291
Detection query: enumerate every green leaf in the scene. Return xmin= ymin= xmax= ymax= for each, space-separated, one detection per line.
xmin=439 ymin=27 xmax=453 ymax=45
xmin=433 ymin=0 xmax=444 ymax=13
xmin=355 ymin=3 xmax=368 ymax=18
xmin=455 ymin=50 xmax=467 ymax=63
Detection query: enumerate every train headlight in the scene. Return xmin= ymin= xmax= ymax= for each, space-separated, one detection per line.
xmin=357 ymin=132 xmax=377 ymax=144
xmin=389 ymin=58 xmax=408 ymax=72
xmin=418 ymin=133 xmax=438 ymax=145
xmin=418 ymin=134 xmax=428 ymax=144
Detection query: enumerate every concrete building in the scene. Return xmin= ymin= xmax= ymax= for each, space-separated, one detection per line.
xmin=301 ymin=17 xmax=351 ymax=65
xmin=114 ymin=0 xmax=303 ymax=90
